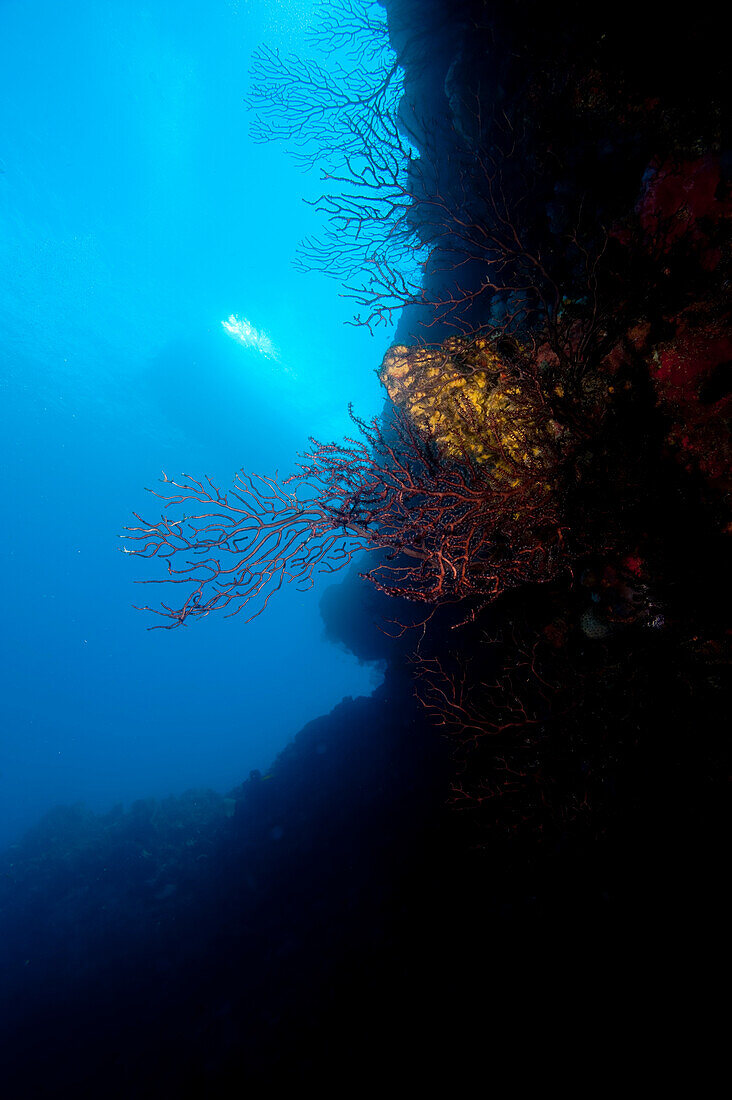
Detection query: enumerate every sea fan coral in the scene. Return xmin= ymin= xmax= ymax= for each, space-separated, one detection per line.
xmin=124 ymin=336 xmax=574 ymax=629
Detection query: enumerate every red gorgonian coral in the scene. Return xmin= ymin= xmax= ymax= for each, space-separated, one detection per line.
xmin=123 ymin=357 xmax=572 ymax=629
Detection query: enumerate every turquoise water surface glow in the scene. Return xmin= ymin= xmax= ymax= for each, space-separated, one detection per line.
xmin=0 ymin=0 xmax=396 ymax=846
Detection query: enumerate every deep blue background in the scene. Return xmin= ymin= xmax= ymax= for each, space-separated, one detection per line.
xmin=0 ymin=0 xmax=393 ymax=847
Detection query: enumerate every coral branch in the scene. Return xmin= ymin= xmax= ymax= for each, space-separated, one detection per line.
xmin=124 ymin=345 xmax=574 ymax=629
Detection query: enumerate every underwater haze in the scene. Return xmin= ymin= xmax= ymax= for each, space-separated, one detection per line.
xmin=0 ymin=0 xmax=391 ymax=849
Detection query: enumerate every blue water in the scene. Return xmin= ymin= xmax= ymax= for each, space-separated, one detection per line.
xmin=0 ymin=0 xmax=393 ymax=848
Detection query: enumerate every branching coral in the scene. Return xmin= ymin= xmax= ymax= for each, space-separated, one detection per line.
xmin=124 ymin=335 xmax=574 ymax=629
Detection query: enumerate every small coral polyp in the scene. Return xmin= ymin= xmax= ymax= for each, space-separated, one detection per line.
xmin=379 ymin=337 xmax=551 ymax=481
